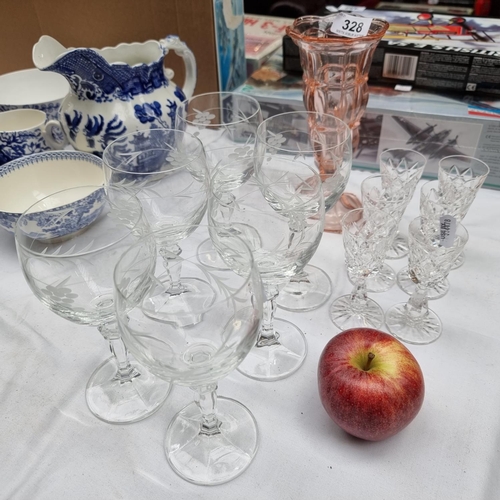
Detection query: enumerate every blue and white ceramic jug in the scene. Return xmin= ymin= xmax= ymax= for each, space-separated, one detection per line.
xmin=33 ymin=35 xmax=196 ymax=154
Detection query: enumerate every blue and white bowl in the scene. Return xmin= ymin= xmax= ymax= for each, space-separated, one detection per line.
xmin=0 ymin=150 xmax=104 ymax=237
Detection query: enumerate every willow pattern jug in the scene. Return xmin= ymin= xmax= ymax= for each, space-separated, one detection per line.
xmin=33 ymin=35 xmax=196 ymax=154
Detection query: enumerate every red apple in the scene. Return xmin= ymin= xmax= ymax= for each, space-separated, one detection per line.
xmin=318 ymin=328 xmax=424 ymax=441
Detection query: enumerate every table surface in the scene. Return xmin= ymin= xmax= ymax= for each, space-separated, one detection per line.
xmin=1 ymin=169 xmax=500 ymax=500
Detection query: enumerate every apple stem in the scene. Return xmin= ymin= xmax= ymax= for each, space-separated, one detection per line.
xmin=364 ymin=352 xmax=375 ymax=371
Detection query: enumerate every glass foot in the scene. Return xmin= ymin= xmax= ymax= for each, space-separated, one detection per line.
xmin=142 ymin=277 xmax=216 ymax=327
xmin=329 ymin=294 xmax=385 ymax=330
xmin=237 ymin=318 xmax=307 ymax=381
xmin=196 ymin=237 xmax=228 ymax=270
xmin=323 ymin=193 xmax=363 ymax=233
xmin=385 ymin=233 xmax=409 ymax=260
xmin=276 ymin=265 xmax=332 ymax=312
xmin=348 ymin=263 xmax=396 ymax=293
xmin=86 ymin=356 xmax=172 ymax=424
xmin=165 ymin=397 xmax=258 ymax=485
xmin=385 ymin=302 xmax=442 ymax=345
xmin=397 ymin=266 xmax=450 ymax=300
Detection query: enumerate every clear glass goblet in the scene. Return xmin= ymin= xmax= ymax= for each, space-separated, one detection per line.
xmin=357 ymin=173 xmax=413 ymax=293
xmin=114 ymin=226 xmax=263 ymax=485
xmin=176 ymin=91 xmax=263 ymax=268
xmin=329 ymin=207 xmax=396 ymax=330
xmin=102 ymin=128 xmax=213 ymax=326
xmin=379 ymin=148 xmax=427 ymax=259
xmin=209 ymin=157 xmax=325 ymax=380
xmin=255 ymin=110 xmax=352 ymax=312
xmin=438 ymin=155 xmax=490 ymax=269
xmin=386 ymin=216 xmax=469 ymax=345
xmin=15 ymin=186 xmax=172 ymax=423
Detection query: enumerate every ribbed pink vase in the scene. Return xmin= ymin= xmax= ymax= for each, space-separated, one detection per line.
xmin=287 ymin=14 xmax=389 ymax=150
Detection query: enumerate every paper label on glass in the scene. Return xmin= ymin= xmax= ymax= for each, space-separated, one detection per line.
xmin=330 ymin=13 xmax=371 ymax=38
xmin=439 ymin=215 xmax=456 ymax=248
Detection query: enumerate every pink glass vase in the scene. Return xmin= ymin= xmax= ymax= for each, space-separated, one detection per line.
xmin=286 ymin=14 xmax=389 ymax=150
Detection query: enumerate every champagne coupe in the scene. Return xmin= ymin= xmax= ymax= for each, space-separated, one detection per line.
xmin=15 ymin=186 xmax=171 ymax=423
xmin=176 ymin=92 xmax=262 ymax=268
xmin=329 ymin=207 xmax=396 ymax=330
xmin=379 ymin=148 xmax=427 ymax=259
xmin=209 ymin=157 xmax=325 ymax=380
xmin=114 ymin=226 xmax=263 ymax=485
xmin=255 ymin=111 xmax=352 ymax=312
xmin=102 ymin=128 xmax=213 ymax=326
xmin=386 ymin=216 xmax=469 ymax=344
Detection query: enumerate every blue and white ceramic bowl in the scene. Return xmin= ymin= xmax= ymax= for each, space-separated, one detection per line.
xmin=0 ymin=150 xmax=104 ymax=237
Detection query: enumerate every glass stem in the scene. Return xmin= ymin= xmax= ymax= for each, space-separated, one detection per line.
xmin=98 ymin=321 xmax=140 ymax=383
xmin=406 ymin=286 xmax=429 ymax=317
xmin=193 ymin=383 xmax=221 ymax=436
xmin=159 ymin=244 xmax=186 ymax=295
xmin=349 ymin=278 xmax=369 ymax=307
xmin=257 ymin=285 xmax=281 ymax=347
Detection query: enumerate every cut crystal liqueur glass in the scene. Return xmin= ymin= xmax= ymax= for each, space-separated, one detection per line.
xmin=386 ymin=216 xmax=469 ymax=345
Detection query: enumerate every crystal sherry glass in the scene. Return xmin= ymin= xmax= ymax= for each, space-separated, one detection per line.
xmin=209 ymin=157 xmax=325 ymax=380
xmin=255 ymin=110 xmax=351 ymax=312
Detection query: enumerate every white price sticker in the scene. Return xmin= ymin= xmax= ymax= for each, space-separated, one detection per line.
xmin=439 ymin=215 xmax=457 ymax=248
xmin=330 ymin=12 xmax=372 ymax=38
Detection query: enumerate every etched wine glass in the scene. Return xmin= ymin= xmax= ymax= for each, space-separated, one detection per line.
xmin=379 ymin=148 xmax=427 ymax=259
xmin=209 ymin=157 xmax=325 ymax=380
xmin=386 ymin=216 xmax=469 ymax=345
xmin=114 ymin=226 xmax=263 ymax=485
xmin=176 ymin=92 xmax=262 ymax=268
xmin=102 ymin=128 xmax=212 ymax=325
xmin=15 ymin=186 xmax=172 ymax=423
xmin=329 ymin=207 xmax=396 ymax=330
xmin=255 ymin=110 xmax=352 ymax=312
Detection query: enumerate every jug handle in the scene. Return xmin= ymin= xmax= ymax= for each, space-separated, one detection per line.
xmin=160 ymin=35 xmax=197 ymax=100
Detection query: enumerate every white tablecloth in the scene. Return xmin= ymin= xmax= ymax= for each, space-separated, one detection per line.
xmin=2 ymin=169 xmax=500 ymax=500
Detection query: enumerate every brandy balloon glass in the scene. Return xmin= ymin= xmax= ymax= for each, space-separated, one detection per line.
xmin=176 ymin=92 xmax=263 ymax=269
xmin=255 ymin=111 xmax=352 ymax=312
xmin=15 ymin=186 xmax=172 ymax=423
xmin=114 ymin=226 xmax=263 ymax=485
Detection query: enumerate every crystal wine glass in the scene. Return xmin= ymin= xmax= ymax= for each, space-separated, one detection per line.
xmin=102 ymin=128 xmax=212 ymax=326
xmin=379 ymin=148 xmax=427 ymax=259
xmin=255 ymin=110 xmax=352 ymax=312
xmin=386 ymin=216 xmax=469 ymax=344
xmin=209 ymin=157 xmax=325 ymax=380
xmin=329 ymin=207 xmax=396 ymax=330
xmin=114 ymin=225 xmax=263 ymax=485
xmin=15 ymin=186 xmax=172 ymax=423
xmin=176 ymin=91 xmax=263 ymax=268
